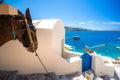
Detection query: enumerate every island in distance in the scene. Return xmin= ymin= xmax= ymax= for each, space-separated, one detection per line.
xmin=64 ymin=26 xmax=91 ymax=31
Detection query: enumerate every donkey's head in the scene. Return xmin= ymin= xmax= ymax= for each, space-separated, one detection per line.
xmin=22 ymin=8 xmax=38 ymax=52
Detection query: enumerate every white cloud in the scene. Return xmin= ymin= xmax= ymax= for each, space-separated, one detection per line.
xmin=79 ymin=21 xmax=120 ymax=25
xmin=79 ymin=21 xmax=95 ymax=25
xmin=79 ymin=22 xmax=86 ymax=24
xmin=102 ymin=22 xmax=120 ymax=25
xmin=110 ymin=22 xmax=120 ymax=25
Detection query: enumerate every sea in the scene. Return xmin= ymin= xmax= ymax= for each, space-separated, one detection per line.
xmin=65 ymin=30 xmax=120 ymax=58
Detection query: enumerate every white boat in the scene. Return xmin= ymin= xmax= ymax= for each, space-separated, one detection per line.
xmin=116 ymin=46 xmax=120 ymax=50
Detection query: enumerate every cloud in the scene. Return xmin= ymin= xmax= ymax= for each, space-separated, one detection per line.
xmin=102 ymin=22 xmax=120 ymax=25
xmin=79 ymin=21 xmax=120 ymax=25
xmin=79 ymin=22 xmax=86 ymax=24
xmin=111 ymin=22 xmax=120 ymax=24
xmin=79 ymin=21 xmax=95 ymax=25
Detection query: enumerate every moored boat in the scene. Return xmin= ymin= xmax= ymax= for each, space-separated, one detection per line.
xmin=73 ymin=36 xmax=80 ymax=40
xmin=116 ymin=46 xmax=120 ymax=50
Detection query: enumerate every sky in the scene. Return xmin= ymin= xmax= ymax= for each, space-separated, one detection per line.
xmin=4 ymin=0 xmax=120 ymax=30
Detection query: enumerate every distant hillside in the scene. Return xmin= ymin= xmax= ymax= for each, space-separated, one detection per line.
xmin=64 ymin=26 xmax=90 ymax=31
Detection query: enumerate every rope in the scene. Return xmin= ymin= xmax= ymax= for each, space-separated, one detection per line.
xmin=34 ymin=51 xmax=59 ymax=80
xmin=34 ymin=51 xmax=49 ymax=74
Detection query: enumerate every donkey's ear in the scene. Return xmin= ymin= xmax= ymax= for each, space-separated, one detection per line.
xmin=25 ymin=8 xmax=32 ymax=23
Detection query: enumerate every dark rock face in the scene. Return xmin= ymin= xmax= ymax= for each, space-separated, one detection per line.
xmin=16 ymin=72 xmax=58 ymax=80
xmin=0 ymin=70 xmax=18 ymax=80
xmin=59 ymin=72 xmax=81 ymax=80
xmin=0 ymin=70 xmax=58 ymax=80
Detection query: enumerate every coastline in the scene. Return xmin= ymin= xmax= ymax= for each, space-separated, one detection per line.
xmin=64 ymin=44 xmax=120 ymax=65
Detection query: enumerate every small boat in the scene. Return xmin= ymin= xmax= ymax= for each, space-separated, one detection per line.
xmin=116 ymin=46 xmax=120 ymax=50
xmin=73 ymin=36 xmax=80 ymax=40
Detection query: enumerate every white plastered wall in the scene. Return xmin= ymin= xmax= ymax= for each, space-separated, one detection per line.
xmin=92 ymin=54 xmax=114 ymax=77
xmin=52 ymin=20 xmax=65 ymax=56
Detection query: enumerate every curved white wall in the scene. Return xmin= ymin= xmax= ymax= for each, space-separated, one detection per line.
xmin=52 ymin=20 xmax=65 ymax=56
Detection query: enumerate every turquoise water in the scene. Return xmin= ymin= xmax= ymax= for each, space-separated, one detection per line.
xmin=65 ymin=31 xmax=120 ymax=58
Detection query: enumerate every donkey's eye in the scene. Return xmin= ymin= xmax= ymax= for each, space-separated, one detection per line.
xmin=31 ymin=28 xmax=36 ymax=32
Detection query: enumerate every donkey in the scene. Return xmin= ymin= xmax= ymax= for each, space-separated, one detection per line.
xmin=0 ymin=8 xmax=38 ymax=52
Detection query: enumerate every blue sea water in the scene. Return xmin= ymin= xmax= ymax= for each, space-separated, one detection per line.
xmin=65 ymin=31 xmax=120 ymax=58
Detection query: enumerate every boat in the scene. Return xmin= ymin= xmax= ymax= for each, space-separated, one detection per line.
xmin=115 ymin=46 xmax=120 ymax=50
xmin=73 ymin=36 xmax=80 ymax=40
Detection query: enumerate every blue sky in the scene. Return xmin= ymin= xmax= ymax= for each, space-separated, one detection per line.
xmin=4 ymin=0 xmax=120 ymax=30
